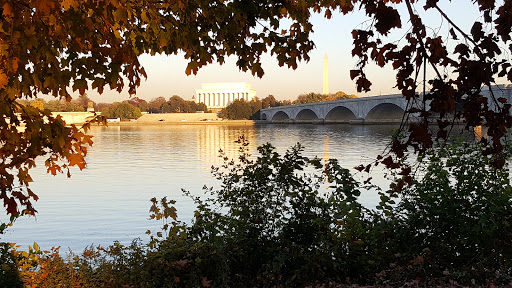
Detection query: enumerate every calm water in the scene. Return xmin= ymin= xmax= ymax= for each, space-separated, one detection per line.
xmin=1 ymin=123 xmax=399 ymax=252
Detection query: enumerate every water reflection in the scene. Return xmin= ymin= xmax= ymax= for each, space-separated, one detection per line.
xmin=2 ymin=123 xmax=400 ymax=252
xmin=196 ymin=124 xmax=256 ymax=164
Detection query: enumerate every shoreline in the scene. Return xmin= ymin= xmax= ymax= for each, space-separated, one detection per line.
xmin=102 ymin=119 xmax=257 ymax=126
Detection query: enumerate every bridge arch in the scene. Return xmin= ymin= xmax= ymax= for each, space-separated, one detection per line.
xmin=365 ymin=103 xmax=405 ymax=123
xmin=295 ymin=109 xmax=320 ymax=123
xmin=261 ymin=112 xmax=268 ymax=121
xmin=325 ymin=106 xmax=357 ymax=123
xmin=272 ymin=111 xmax=291 ymax=122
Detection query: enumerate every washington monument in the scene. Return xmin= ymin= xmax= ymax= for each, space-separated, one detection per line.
xmin=323 ymin=53 xmax=329 ymax=95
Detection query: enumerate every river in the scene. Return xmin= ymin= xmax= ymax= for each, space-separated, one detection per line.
xmin=1 ymin=123 xmax=399 ymax=252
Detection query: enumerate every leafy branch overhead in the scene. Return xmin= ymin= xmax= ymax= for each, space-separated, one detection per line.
xmin=350 ymin=0 xmax=512 ymax=169
xmin=1 ymin=0 xmax=512 ymax=216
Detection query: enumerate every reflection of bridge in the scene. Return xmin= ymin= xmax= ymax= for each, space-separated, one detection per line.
xmin=260 ymin=85 xmax=512 ymax=124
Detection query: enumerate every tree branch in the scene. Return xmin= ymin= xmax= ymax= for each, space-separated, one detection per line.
xmin=434 ymin=4 xmax=479 ymax=48
xmin=404 ymin=0 xmax=443 ymax=80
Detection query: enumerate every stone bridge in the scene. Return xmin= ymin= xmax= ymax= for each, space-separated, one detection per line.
xmin=260 ymin=85 xmax=512 ymax=124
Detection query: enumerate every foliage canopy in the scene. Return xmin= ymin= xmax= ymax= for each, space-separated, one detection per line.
xmin=1 ymin=0 xmax=512 ymax=223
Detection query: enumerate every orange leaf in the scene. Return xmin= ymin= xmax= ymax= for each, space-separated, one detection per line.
xmin=2 ymin=3 xmax=13 ymax=19
xmin=12 ymin=57 xmax=19 ymax=72
xmin=34 ymin=0 xmax=55 ymax=14
xmin=68 ymin=153 xmax=86 ymax=170
xmin=47 ymin=164 xmax=61 ymax=176
xmin=0 ymin=73 xmax=8 ymax=89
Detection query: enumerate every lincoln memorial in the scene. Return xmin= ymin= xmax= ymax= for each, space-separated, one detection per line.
xmin=195 ymin=82 xmax=257 ymax=109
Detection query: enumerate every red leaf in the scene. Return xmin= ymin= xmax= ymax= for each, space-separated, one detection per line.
xmin=5 ymin=197 xmax=18 ymax=216
xmin=201 ymin=277 xmax=212 ymax=287
xmin=399 ymin=167 xmax=411 ymax=176
xmin=356 ymin=77 xmax=372 ymax=92
xmin=349 ymin=70 xmax=361 ymax=80
xmin=471 ymin=22 xmax=484 ymax=42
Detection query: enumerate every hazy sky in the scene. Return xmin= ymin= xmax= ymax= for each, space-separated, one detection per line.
xmin=83 ymin=1 xmax=486 ymax=103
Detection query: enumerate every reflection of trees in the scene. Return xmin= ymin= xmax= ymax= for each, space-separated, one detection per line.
xmin=197 ymin=125 xmax=256 ymax=164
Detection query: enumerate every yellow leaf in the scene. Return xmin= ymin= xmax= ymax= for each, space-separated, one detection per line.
xmin=141 ymin=11 xmax=149 ymax=22
xmin=61 ymin=0 xmax=79 ymax=10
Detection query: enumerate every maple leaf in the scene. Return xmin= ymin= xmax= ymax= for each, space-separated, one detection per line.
xmin=5 ymin=197 xmax=18 ymax=216
xmin=0 ymin=73 xmax=8 ymax=89
xmin=201 ymin=277 xmax=212 ymax=287
xmin=471 ymin=22 xmax=484 ymax=42
xmin=34 ymin=0 xmax=55 ymax=14
xmin=61 ymin=0 xmax=79 ymax=10
xmin=2 ymin=3 xmax=13 ymax=19
xmin=68 ymin=154 xmax=86 ymax=170
xmin=72 ymin=79 xmax=88 ymax=95
xmin=350 ymin=70 xmax=361 ymax=80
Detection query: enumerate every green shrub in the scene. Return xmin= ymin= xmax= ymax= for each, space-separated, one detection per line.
xmin=383 ymin=141 xmax=512 ymax=283
xmin=3 ymin=139 xmax=512 ymax=287
xmin=101 ymin=102 xmax=141 ymax=120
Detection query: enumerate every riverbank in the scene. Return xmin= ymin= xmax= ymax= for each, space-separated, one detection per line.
xmin=104 ymin=113 xmax=255 ymax=125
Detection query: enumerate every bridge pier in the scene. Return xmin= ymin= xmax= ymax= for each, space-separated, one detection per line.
xmin=348 ymin=118 xmax=365 ymax=124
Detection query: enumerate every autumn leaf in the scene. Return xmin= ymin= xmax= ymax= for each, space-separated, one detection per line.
xmin=201 ymin=277 xmax=212 ymax=287
xmin=350 ymin=70 xmax=361 ymax=80
xmin=2 ymin=3 xmax=13 ymax=19
xmin=61 ymin=0 xmax=79 ymax=10
xmin=34 ymin=0 xmax=55 ymax=14
xmin=0 ymin=73 xmax=8 ymax=89
xmin=68 ymin=154 xmax=86 ymax=170
xmin=72 ymin=79 xmax=88 ymax=95
xmin=5 ymin=197 xmax=18 ymax=216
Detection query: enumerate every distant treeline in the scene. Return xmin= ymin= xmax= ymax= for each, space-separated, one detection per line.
xmin=220 ymin=91 xmax=357 ymax=120
xmin=21 ymin=94 xmax=208 ymax=120
xmin=21 ymin=91 xmax=356 ymax=120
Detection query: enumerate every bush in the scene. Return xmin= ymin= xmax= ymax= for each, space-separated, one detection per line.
xmin=383 ymin=140 xmax=512 ymax=283
xmin=101 ymin=102 xmax=141 ymax=120
xmin=2 ymin=139 xmax=512 ymax=287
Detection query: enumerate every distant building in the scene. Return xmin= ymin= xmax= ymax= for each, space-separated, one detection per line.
xmin=195 ymin=82 xmax=256 ymax=109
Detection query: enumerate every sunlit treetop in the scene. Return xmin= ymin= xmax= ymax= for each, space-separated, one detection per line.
xmin=1 ymin=0 xmax=512 ymax=218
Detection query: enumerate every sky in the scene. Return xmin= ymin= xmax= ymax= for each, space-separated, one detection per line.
xmin=81 ymin=1 xmax=488 ymax=103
